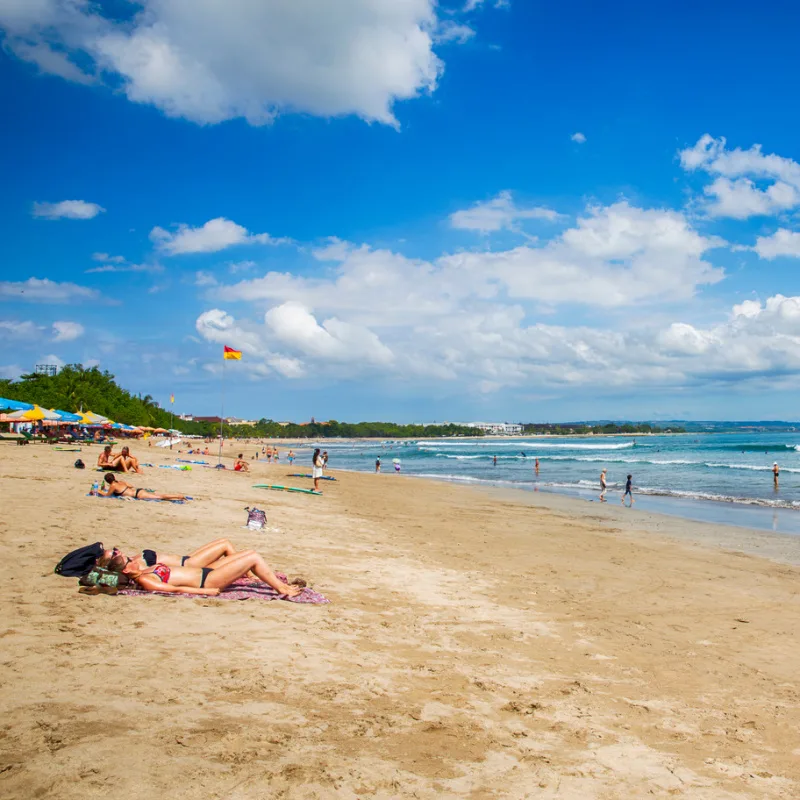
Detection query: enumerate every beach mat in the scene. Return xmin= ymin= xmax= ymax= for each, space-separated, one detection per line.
xmin=118 ymin=574 xmax=328 ymax=604
xmin=252 ymin=483 xmax=322 ymax=496
xmin=287 ymin=473 xmax=337 ymax=481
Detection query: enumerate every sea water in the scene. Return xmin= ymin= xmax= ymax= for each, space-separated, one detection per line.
xmin=312 ymin=433 xmax=800 ymax=534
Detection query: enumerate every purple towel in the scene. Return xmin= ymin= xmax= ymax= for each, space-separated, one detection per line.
xmin=118 ymin=573 xmax=329 ymax=604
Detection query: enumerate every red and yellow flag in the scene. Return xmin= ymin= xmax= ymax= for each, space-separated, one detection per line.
xmin=223 ymin=345 xmax=242 ymax=360
xmin=169 ymin=393 xmax=174 ymax=404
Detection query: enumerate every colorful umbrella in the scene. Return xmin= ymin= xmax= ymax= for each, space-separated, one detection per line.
xmin=0 ymin=398 xmax=34 ymax=412
xmin=6 ymin=405 xmax=60 ymax=421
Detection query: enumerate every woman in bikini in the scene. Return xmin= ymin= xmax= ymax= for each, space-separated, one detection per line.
xmin=99 ymin=472 xmax=187 ymax=502
xmin=98 ymin=538 xmax=242 ymax=572
xmin=111 ymin=549 xmax=303 ymax=597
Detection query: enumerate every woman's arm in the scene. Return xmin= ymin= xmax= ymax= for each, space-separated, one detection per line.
xmin=135 ymin=575 xmax=220 ymax=596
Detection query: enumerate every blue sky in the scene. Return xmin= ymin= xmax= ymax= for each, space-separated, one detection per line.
xmin=2 ymin=1 xmax=800 ymax=423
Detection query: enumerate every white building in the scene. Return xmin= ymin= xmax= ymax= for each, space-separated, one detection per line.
xmin=465 ymin=422 xmax=523 ymax=436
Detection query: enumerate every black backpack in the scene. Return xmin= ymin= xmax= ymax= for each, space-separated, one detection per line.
xmin=54 ymin=542 xmax=104 ymax=577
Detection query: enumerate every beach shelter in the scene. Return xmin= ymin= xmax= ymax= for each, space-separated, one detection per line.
xmin=76 ymin=410 xmax=111 ymax=425
xmin=0 ymin=398 xmax=34 ymax=412
xmin=52 ymin=409 xmax=82 ymax=423
xmin=6 ymin=405 xmax=61 ymax=422
xmin=153 ymin=427 xmax=168 ymax=434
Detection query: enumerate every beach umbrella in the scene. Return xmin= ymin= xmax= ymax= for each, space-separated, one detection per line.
xmin=76 ymin=410 xmax=111 ymax=425
xmin=7 ymin=405 xmax=61 ymax=421
xmin=153 ymin=427 xmax=168 ymax=434
xmin=52 ymin=409 xmax=82 ymax=423
xmin=0 ymin=398 xmax=34 ymax=412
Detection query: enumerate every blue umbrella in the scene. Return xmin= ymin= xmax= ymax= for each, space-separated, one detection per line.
xmin=0 ymin=397 xmax=34 ymax=412
xmin=53 ymin=409 xmax=83 ymax=422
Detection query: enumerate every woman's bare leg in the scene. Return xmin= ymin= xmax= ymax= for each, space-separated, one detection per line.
xmin=184 ymin=539 xmax=237 ymax=567
xmin=203 ymin=550 xmax=301 ymax=596
xmin=138 ymin=491 xmax=187 ymax=501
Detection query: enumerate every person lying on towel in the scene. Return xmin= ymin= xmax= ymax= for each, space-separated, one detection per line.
xmin=98 ymin=539 xmax=247 ymax=573
xmin=108 ymin=549 xmax=303 ymax=597
xmin=98 ymin=472 xmax=187 ymax=502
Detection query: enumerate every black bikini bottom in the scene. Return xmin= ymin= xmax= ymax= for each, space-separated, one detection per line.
xmin=200 ymin=567 xmax=213 ymax=588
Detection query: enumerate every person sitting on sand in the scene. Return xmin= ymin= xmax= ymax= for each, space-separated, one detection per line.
xmin=110 ymin=549 xmax=303 ymax=597
xmin=97 ymin=445 xmax=123 ymax=470
xmin=98 ymin=473 xmax=187 ymax=502
xmin=118 ymin=445 xmax=144 ymax=474
xmin=98 ymin=538 xmax=246 ymax=572
xmin=234 ymin=453 xmax=250 ymax=472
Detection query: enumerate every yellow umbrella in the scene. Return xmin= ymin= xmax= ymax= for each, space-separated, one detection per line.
xmin=7 ymin=404 xmax=47 ymax=421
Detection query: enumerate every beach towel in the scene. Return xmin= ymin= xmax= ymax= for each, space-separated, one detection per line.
xmin=86 ymin=493 xmax=192 ymax=503
xmin=158 ymin=464 xmax=192 ymax=470
xmin=118 ymin=574 xmax=329 ymax=604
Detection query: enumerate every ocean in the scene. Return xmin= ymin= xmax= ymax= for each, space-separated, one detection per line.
xmin=311 ymin=433 xmax=800 ymax=535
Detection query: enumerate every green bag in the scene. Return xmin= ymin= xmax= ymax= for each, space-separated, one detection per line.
xmin=78 ymin=567 xmax=131 ymax=589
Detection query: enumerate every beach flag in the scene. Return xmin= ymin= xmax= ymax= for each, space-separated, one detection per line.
xmin=170 ymin=393 xmax=175 ymax=404
xmin=223 ymin=345 xmax=242 ymax=360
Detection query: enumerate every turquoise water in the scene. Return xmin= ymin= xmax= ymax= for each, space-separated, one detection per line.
xmin=313 ymin=433 xmax=800 ymax=533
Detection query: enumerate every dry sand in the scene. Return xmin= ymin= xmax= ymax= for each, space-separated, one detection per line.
xmin=1 ymin=441 xmax=799 ymax=799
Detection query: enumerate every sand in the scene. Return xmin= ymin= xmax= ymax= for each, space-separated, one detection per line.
xmin=1 ymin=441 xmax=799 ymax=799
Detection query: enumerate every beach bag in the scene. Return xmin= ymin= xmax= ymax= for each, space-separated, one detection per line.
xmin=54 ymin=542 xmax=104 ymax=577
xmin=79 ymin=567 xmax=132 ymax=589
xmin=244 ymin=507 xmax=267 ymax=530
xmin=74 ymin=459 xmax=85 ymax=469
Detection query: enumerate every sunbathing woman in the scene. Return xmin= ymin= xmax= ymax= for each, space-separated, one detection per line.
xmin=112 ymin=549 xmax=303 ymax=597
xmin=99 ymin=472 xmax=187 ymax=502
xmin=99 ymin=538 xmax=242 ymax=571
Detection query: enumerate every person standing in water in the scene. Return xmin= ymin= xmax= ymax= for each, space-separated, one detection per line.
xmin=773 ymin=462 xmax=780 ymax=489
xmin=493 ymin=455 xmax=497 ymax=466
xmin=534 ymin=457 xmax=540 ymax=476
xmin=599 ymin=469 xmax=607 ymax=502
xmin=621 ymin=474 xmax=634 ymax=506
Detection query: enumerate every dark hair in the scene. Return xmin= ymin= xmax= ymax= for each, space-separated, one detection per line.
xmin=121 ymin=446 xmax=129 ymax=453
xmin=313 ymin=448 xmax=320 ymax=458
xmin=627 ymin=474 xmax=632 ymax=479
xmin=238 ymin=453 xmax=243 ymax=458
xmin=104 ymin=445 xmax=112 ymax=453
xmin=104 ymin=472 xmax=117 ymax=484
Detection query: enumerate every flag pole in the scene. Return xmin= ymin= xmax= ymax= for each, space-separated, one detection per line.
xmin=169 ymin=393 xmax=175 ymax=450
xmin=218 ymin=355 xmax=226 ymax=467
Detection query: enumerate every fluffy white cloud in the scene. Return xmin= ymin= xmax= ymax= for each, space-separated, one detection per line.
xmin=571 ymin=132 xmax=586 ymax=144
xmin=52 ymin=321 xmax=84 ymax=342
xmin=0 ymin=320 xmax=43 ymax=340
xmin=753 ymin=229 xmax=800 ymax=260
xmin=151 ymin=217 xmax=287 ymax=255
xmin=680 ymin=134 xmax=800 ymax=219
xmin=450 ymin=191 xmax=561 ymax=234
xmin=434 ymin=22 xmax=475 ymax=44
xmin=0 ymin=0 xmax=493 ymax=126
xmin=92 ymin=253 xmax=126 ymax=263
xmin=0 ymin=364 xmax=23 ymax=380
xmin=32 ymin=200 xmax=104 ymax=219
xmin=0 ymin=278 xmax=100 ymax=303
xmin=193 ymin=199 xmax=737 ymax=387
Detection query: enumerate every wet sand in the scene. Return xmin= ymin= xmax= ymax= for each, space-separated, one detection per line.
xmin=1 ymin=441 xmax=799 ymax=798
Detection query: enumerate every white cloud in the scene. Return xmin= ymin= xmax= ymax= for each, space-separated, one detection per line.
xmin=753 ymin=228 xmax=800 ymax=260
xmin=0 ymin=320 xmax=43 ymax=340
xmin=194 ymin=271 xmax=218 ymax=287
xmin=85 ymin=259 xmax=162 ymax=274
xmin=32 ymin=200 xmax=105 ymax=220
xmin=679 ymin=134 xmax=800 ymax=219
xmin=0 ymin=364 xmax=23 ymax=380
xmin=52 ymin=321 xmax=85 ymax=342
xmin=571 ymin=132 xmax=586 ymax=144
xmin=151 ymin=217 xmax=288 ymax=255
xmin=450 ymin=191 xmax=562 ymax=234
xmin=0 ymin=278 xmax=100 ymax=304
xmin=92 ymin=253 xmax=126 ymax=263
xmin=38 ymin=353 xmax=65 ymax=369
xmin=435 ymin=22 xmax=475 ymax=44
xmin=0 ymin=0 xmax=479 ymax=127
xmin=195 ymin=200 xmax=733 ymax=388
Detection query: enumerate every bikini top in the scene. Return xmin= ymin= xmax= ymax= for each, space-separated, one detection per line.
xmin=151 ymin=564 xmax=171 ymax=583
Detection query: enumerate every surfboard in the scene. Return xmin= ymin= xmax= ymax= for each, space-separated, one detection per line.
xmin=252 ymin=483 xmax=322 ymax=496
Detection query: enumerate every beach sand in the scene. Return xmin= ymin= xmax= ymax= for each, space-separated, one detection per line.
xmin=1 ymin=442 xmax=799 ymax=798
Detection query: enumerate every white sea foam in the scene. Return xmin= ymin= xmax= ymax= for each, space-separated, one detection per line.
xmin=418 ymin=441 xmax=635 ymax=450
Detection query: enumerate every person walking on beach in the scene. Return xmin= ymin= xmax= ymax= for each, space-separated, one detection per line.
xmin=312 ymin=448 xmax=324 ymax=492
xmin=287 ymin=449 xmax=295 ymax=465
xmin=599 ymin=469 xmax=607 ymax=502
xmin=621 ymin=474 xmax=634 ymax=506
xmin=375 ymin=456 xmax=381 ymax=473
xmin=773 ymin=462 xmax=780 ymax=488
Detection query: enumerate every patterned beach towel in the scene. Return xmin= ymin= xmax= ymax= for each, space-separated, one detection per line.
xmin=118 ymin=574 xmax=329 ymax=604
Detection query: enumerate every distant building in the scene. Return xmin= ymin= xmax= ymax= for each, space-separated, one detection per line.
xmin=193 ymin=416 xmax=223 ymax=424
xmin=464 ymin=422 xmax=523 ymax=436
xmin=225 ymin=417 xmax=257 ymax=426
